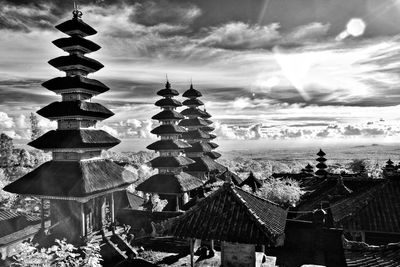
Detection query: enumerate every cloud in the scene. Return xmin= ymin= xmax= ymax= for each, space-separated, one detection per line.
xmin=0 ymin=112 xmax=14 ymax=128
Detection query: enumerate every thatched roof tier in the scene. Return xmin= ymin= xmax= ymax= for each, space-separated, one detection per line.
xmin=42 ymin=76 xmax=109 ymax=95
xmin=205 ymin=151 xmax=222 ymax=159
xmin=53 ymin=36 xmax=100 ymax=54
xmin=182 ymin=98 xmax=204 ymax=107
xmin=203 ymin=119 xmax=213 ymax=124
xmin=48 ymin=54 xmax=104 ymax=73
xmin=316 ymin=162 xmax=327 ymax=169
xmin=317 ymin=149 xmax=326 ymax=157
xmin=136 ymin=172 xmax=203 ymax=194
xmin=151 ymin=124 xmax=186 ymax=135
xmin=29 ymin=129 xmax=120 ymax=150
xmin=200 ymin=126 xmax=215 ymax=132
xmin=182 ymin=129 xmax=213 ymax=140
xmin=208 ymin=142 xmax=219 ymax=149
xmin=3 ymin=159 xmax=136 ymax=198
xmin=55 ymin=18 xmax=97 ymax=37
xmin=315 ymin=169 xmax=328 ymax=176
xmin=181 ymin=108 xmax=209 ymax=118
xmin=146 ymin=140 xmax=191 ymax=151
xmin=149 ymin=156 xmax=195 ymax=168
xmin=199 ymin=110 xmax=212 ymax=119
xmin=157 ymin=81 xmax=179 ymax=97
xmin=154 ymin=98 xmax=182 ymax=108
xmin=178 ymin=118 xmax=211 ymax=127
xmin=37 ymin=101 xmax=113 ymax=120
xmin=152 ymin=110 xmax=184 ymax=121
xmin=186 ymin=156 xmax=226 ymax=173
xmin=182 ymin=85 xmax=202 ymax=98
xmin=165 ymin=183 xmax=287 ymax=245
xmin=184 ymin=142 xmax=212 ymax=153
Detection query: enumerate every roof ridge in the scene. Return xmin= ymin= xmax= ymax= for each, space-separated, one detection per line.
xmin=234 ymin=185 xmax=283 ymax=208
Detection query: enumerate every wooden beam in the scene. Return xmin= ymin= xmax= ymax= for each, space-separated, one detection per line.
xmin=189 ymin=238 xmax=194 ymax=267
xmin=40 ymin=199 xmax=45 ymax=230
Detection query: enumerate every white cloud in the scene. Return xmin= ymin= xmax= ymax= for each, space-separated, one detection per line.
xmin=0 ymin=112 xmax=14 ymax=128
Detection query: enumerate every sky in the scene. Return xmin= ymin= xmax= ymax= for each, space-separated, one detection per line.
xmin=2 ymin=0 xmax=400 ymax=150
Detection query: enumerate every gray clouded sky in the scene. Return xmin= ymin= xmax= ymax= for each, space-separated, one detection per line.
xmin=2 ymin=0 xmax=400 ymax=147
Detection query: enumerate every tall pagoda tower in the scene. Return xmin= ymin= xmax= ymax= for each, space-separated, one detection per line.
xmin=4 ymin=8 xmax=136 ymax=243
xmin=315 ymin=149 xmax=328 ymax=178
xmin=179 ymin=83 xmax=225 ymax=180
xmin=136 ymin=81 xmax=203 ymax=211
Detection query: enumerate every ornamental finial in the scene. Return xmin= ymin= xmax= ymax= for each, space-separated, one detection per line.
xmin=73 ymin=2 xmax=83 ymax=19
xmin=165 ymin=74 xmax=171 ymax=89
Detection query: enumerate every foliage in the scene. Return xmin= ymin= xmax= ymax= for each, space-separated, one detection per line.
xmin=242 ymin=178 xmax=304 ymax=207
xmin=29 ymin=113 xmax=43 ymax=141
xmin=0 ymin=169 xmax=17 ymax=208
xmin=12 ymin=238 xmax=102 ymax=267
xmin=149 ymin=194 xmax=168 ymax=212
xmin=0 ymin=133 xmax=14 ymax=169
xmin=347 ymin=159 xmax=368 ymax=173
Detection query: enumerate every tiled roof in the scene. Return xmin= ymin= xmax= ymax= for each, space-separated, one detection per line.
xmin=0 ymin=210 xmax=20 ymax=221
xmin=48 ymin=54 xmax=104 ymax=72
xmin=53 ymin=36 xmax=100 ymax=53
xmin=4 ymin=159 xmax=137 ymax=198
xmin=55 ymin=18 xmax=97 ymax=37
xmin=37 ymin=101 xmax=113 ymax=120
xmin=149 ymin=156 xmax=195 ymax=168
xmin=42 ymin=76 xmax=109 ymax=95
xmin=136 ymin=172 xmax=203 ymax=194
xmin=29 ymin=129 xmax=120 ymax=150
xmin=334 ymin=180 xmax=400 ymax=233
xmin=165 ymin=183 xmax=287 ymax=245
xmin=344 ymin=240 xmax=400 ymax=267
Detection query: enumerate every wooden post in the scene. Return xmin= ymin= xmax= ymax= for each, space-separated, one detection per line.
xmin=110 ymin=193 xmax=115 ymax=224
xmin=80 ymin=203 xmax=85 ymax=237
xmin=176 ymin=195 xmax=180 ymax=211
xmin=210 ymin=239 xmax=214 ymax=251
xmin=40 ymin=199 xmax=45 ymax=230
xmin=189 ymin=238 xmax=194 ymax=267
xmin=261 ymin=245 xmax=265 ymax=253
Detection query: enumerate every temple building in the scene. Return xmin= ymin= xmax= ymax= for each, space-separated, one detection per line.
xmin=179 ymin=84 xmax=225 ymax=180
xmin=136 ymin=81 xmax=203 ymax=211
xmin=4 ymin=8 xmax=136 ymax=244
xmin=316 ymin=149 xmax=328 ymax=177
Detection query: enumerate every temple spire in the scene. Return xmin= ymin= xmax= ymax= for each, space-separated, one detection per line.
xmin=72 ymin=2 xmax=82 ymax=19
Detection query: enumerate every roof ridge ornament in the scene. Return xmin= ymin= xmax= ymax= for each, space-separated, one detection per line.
xmin=73 ymin=2 xmax=83 ymax=20
xmin=165 ymin=74 xmax=171 ymax=89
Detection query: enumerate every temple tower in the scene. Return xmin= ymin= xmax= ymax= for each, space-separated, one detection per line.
xmin=179 ymin=84 xmax=224 ymax=180
xmin=315 ymin=149 xmax=328 ymax=178
xmin=4 ymin=8 xmax=136 ymax=243
xmin=136 ymin=81 xmax=203 ymax=211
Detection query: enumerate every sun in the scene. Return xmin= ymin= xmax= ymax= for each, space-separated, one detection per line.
xmin=346 ymin=18 xmax=366 ymax=37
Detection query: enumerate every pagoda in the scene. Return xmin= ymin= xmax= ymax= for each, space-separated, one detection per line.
xmin=4 ymin=8 xmax=136 ymax=243
xmin=179 ymin=83 xmax=225 ymax=180
xmin=315 ymin=149 xmax=328 ymax=178
xmin=136 ymin=81 xmax=203 ymax=211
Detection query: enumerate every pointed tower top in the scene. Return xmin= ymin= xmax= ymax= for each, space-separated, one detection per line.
xmin=317 ymin=149 xmax=326 ymax=157
xmin=72 ymin=2 xmax=83 ymax=20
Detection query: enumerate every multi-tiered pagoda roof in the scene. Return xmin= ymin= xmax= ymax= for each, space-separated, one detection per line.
xmin=136 ymin=82 xmax=203 ymax=205
xmin=315 ymin=149 xmax=328 ymax=177
xmin=179 ymin=84 xmax=224 ymax=179
xmin=4 ymin=9 xmax=136 ymax=246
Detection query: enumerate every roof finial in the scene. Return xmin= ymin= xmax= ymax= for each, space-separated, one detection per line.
xmin=165 ymin=74 xmax=171 ymax=89
xmin=72 ymin=2 xmax=83 ymax=19
xmin=190 ymin=78 xmax=193 ymax=90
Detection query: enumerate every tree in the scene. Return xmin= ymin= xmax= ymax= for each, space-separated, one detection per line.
xmin=30 ymin=113 xmax=43 ymax=141
xmin=347 ymin=159 xmax=368 ymax=174
xmin=0 ymin=169 xmax=17 ymax=208
xmin=0 ymin=133 xmax=14 ymax=168
xmin=248 ymin=178 xmax=304 ymax=207
xmin=12 ymin=238 xmax=102 ymax=267
xmin=18 ymin=149 xmax=32 ymax=167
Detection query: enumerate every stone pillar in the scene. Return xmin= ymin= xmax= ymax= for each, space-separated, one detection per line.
xmin=110 ymin=192 xmax=115 ymax=224
xmin=40 ymin=199 xmax=45 ymax=230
